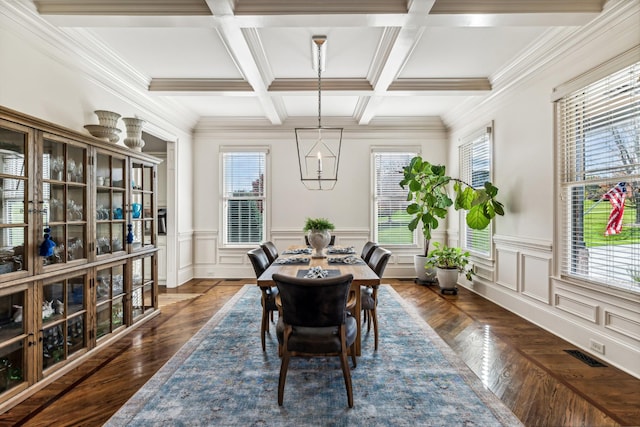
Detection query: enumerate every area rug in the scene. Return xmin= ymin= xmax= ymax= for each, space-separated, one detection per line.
xmin=106 ymin=285 xmax=523 ymax=427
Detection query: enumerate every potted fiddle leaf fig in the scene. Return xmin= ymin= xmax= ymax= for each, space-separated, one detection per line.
xmin=303 ymin=217 xmax=335 ymax=258
xmin=399 ymin=155 xmax=504 ymax=283
xmin=425 ymin=242 xmax=473 ymax=294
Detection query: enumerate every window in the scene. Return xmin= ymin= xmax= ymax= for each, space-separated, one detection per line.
xmin=459 ymin=125 xmax=492 ymax=256
xmin=373 ymin=150 xmax=418 ymax=245
xmin=221 ymin=149 xmax=267 ymax=246
xmin=557 ymin=59 xmax=639 ymax=292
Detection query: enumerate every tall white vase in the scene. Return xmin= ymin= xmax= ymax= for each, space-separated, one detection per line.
xmin=307 ymin=229 xmax=331 ymax=258
xmin=122 ymin=117 xmax=145 ymax=151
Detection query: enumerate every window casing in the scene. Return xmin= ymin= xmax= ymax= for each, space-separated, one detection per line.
xmin=372 ymin=149 xmax=418 ymax=246
xmin=459 ymin=126 xmax=492 ymax=256
xmin=221 ymin=149 xmax=267 ymax=246
xmin=557 ymin=59 xmax=639 ymax=292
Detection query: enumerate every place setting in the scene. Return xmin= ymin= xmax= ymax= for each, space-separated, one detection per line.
xmin=327 ymin=255 xmax=365 ymax=264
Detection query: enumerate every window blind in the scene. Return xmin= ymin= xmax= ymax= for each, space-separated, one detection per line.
xmin=460 ymin=127 xmax=492 ymax=256
xmin=557 ymin=60 xmax=639 ymax=292
xmin=373 ymin=151 xmax=417 ymax=245
xmin=222 ymin=151 xmax=266 ymax=245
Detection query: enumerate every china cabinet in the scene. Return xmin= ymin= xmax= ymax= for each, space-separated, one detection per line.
xmin=0 ymin=106 xmax=160 ymax=411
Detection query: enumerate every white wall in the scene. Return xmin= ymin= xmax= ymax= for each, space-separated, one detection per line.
xmin=445 ymin=2 xmax=640 ymax=378
xmin=192 ymin=118 xmax=447 ymax=279
xmin=0 ymin=7 xmax=195 ymax=289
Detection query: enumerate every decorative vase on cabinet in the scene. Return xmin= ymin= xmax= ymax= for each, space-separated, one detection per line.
xmin=122 ymin=117 xmax=145 ymax=151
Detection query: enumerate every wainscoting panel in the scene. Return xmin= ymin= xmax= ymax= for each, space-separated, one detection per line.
xmin=521 ymin=253 xmax=552 ymax=304
xmin=554 ymin=289 xmax=599 ymax=323
xmin=495 ymin=248 xmax=518 ymax=292
xmin=194 ymin=232 xmax=216 ymax=265
xmin=604 ymin=308 xmax=640 ymax=342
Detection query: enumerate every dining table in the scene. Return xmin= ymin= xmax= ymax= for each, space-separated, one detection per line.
xmin=256 ymin=245 xmax=380 ymax=356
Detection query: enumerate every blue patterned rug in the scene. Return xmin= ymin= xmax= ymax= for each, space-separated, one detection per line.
xmin=106 ymin=285 xmax=522 ymax=426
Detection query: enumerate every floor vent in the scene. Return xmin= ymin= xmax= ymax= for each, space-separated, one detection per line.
xmin=564 ymin=349 xmax=607 ymax=367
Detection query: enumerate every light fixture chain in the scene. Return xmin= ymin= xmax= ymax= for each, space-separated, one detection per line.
xmin=317 ymin=40 xmax=322 ymax=129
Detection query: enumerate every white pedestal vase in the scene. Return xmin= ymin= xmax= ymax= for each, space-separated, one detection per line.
xmin=307 ymin=230 xmax=331 ymax=258
xmin=414 ymin=255 xmax=437 ymax=284
xmin=122 ymin=117 xmax=145 ymax=151
xmin=436 ymin=267 xmax=459 ymax=294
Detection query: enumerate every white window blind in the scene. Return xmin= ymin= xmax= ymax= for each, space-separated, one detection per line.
xmin=373 ymin=151 xmax=417 ymax=245
xmin=222 ymin=151 xmax=266 ymax=245
xmin=460 ymin=127 xmax=492 ymax=256
xmin=557 ymin=60 xmax=639 ymax=292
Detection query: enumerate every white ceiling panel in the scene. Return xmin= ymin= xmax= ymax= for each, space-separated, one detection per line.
xmin=374 ymin=95 xmax=475 ymax=117
xmin=259 ymin=27 xmax=383 ymax=78
xmin=170 ymin=96 xmax=265 ymax=117
xmin=89 ymin=27 xmax=242 ymax=79
xmin=401 ymin=26 xmax=548 ymax=78
xmin=283 ymin=95 xmax=359 ymax=117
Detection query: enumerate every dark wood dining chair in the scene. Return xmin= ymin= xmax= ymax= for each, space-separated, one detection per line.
xmin=361 ymin=246 xmax=391 ymax=351
xmin=260 ymin=241 xmax=279 ymax=264
xmin=273 ymin=272 xmax=357 ymax=408
xmin=360 ymin=241 xmax=378 ymax=263
xmin=247 ymin=247 xmax=278 ymax=351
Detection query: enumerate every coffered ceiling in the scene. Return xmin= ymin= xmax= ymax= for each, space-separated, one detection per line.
xmin=27 ymin=0 xmax=605 ymax=127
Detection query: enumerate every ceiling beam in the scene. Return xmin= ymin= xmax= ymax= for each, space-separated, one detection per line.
xmin=268 ymin=79 xmax=373 ymax=92
xmin=233 ymin=0 xmax=408 ymax=15
xmin=388 ymin=78 xmax=491 ymax=91
xmin=34 ymin=0 xmax=213 ymax=15
xmin=428 ymin=0 xmax=604 ymax=14
xmin=149 ymin=78 xmax=253 ymax=93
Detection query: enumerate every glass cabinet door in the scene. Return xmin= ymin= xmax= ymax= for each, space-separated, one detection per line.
xmin=40 ymin=274 xmax=87 ymax=373
xmin=131 ymin=254 xmax=156 ymax=322
xmin=0 ymin=287 xmax=28 ymax=395
xmin=96 ymin=152 xmax=126 ymax=257
xmin=129 ymin=161 xmax=155 ymax=250
xmin=0 ymin=121 xmax=30 ymax=278
xmin=41 ymin=136 xmax=87 ymax=267
xmin=95 ymin=263 xmax=125 ymax=341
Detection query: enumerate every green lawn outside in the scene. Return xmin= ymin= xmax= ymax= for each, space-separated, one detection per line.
xmin=378 ymin=211 xmax=413 ymax=244
xmin=583 ymin=200 xmax=639 ymax=247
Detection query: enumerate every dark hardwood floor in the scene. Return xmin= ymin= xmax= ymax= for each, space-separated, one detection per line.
xmin=0 ymin=278 xmax=638 ymax=426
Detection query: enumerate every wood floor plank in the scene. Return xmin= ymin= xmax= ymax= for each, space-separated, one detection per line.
xmin=0 ymin=279 xmax=637 ymax=426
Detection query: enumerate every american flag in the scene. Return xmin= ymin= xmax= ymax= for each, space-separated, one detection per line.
xmin=603 ymin=182 xmax=627 ymax=236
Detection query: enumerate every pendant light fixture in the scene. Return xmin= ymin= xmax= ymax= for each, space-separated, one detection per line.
xmin=295 ymin=35 xmax=343 ymax=190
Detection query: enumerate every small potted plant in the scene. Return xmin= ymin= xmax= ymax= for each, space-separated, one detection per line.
xmin=425 ymin=242 xmax=473 ymax=294
xmin=303 ymin=217 xmax=335 ymax=258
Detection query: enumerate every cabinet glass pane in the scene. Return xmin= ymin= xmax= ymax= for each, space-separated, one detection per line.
xmin=67 ymin=315 xmax=84 ymax=355
xmin=113 ymin=268 xmax=124 ymax=296
xmin=131 ymin=288 xmax=143 ymax=318
xmin=67 ymin=225 xmax=85 ymax=261
xmin=96 ymin=268 xmax=111 ymax=303
xmin=112 ymin=297 xmax=124 ymax=328
xmin=67 ymin=146 xmax=84 ymax=183
xmin=132 ymin=258 xmax=142 ymax=289
xmin=67 ymin=277 xmax=84 ymax=315
xmin=67 ymin=187 xmax=84 ymax=221
xmin=143 ymin=284 xmax=153 ymax=311
xmin=112 ymin=223 xmax=124 ymax=252
xmin=42 ymin=323 xmax=64 ymax=370
xmin=143 ymin=256 xmax=152 ymax=283
xmin=42 ymin=282 xmax=64 ymax=324
xmin=46 ymin=183 xmax=65 ymax=222
xmin=0 ymin=177 xmax=26 ymax=226
xmin=43 ymin=225 xmax=65 ymax=265
xmin=0 ymin=125 xmax=27 ymax=276
xmin=0 ymin=228 xmax=24 ymax=274
xmin=96 ymin=303 xmax=110 ymax=339
xmin=96 ymin=223 xmax=111 ymax=255
xmin=112 ymin=158 xmax=125 ymax=188
xmin=0 ymin=341 xmax=24 ymax=394
xmin=0 ymin=291 xmax=25 ymax=340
